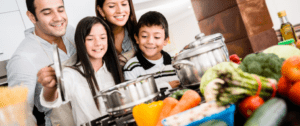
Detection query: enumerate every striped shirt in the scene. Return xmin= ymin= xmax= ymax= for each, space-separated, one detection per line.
xmin=123 ymin=51 xmax=179 ymax=91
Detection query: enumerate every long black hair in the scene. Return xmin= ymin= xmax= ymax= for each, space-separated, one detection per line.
xmin=73 ymin=16 xmax=124 ymax=109
xmin=95 ymin=0 xmax=138 ymax=52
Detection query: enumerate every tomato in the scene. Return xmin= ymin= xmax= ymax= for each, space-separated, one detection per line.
xmin=238 ymin=96 xmax=264 ymax=118
xmin=277 ymin=76 xmax=293 ymax=97
xmin=281 ymin=56 xmax=300 ymax=82
xmin=288 ymin=81 xmax=300 ymax=106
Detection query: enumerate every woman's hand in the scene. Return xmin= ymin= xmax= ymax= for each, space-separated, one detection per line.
xmin=118 ymin=54 xmax=128 ymax=67
xmin=169 ymin=80 xmax=180 ymax=88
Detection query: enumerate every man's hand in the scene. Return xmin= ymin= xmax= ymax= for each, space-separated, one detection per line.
xmin=37 ymin=66 xmax=57 ymax=88
xmin=169 ymin=80 xmax=180 ymax=88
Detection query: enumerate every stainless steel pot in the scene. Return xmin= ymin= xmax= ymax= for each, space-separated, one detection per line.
xmin=173 ymin=42 xmax=229 ymax=86
xmin=95 ymin=75 xmax=159 ymax=116
xmin=182 ymin=33 xmax=229 ymax=61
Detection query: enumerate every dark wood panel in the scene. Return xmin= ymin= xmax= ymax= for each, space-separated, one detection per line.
xmin=237 ymin=0 xmax=273 ymax=37
xmin=191 ymin=0 xmax=237 ymax=21
xmin=248 ymin=28 xmax=278 ymax=52
xmin=198 ymin=6 xmax=248 ymax=43
xmin=226 ymin=37 xmax=254 ymax=58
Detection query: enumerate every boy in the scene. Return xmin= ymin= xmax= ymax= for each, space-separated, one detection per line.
xmin=123 ymin=11 xmax=180 ymax=91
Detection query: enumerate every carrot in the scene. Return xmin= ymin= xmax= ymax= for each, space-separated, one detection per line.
xmin=156 ymin=97 xmax=179 ymax=126
xmin=167 ymin=90 xmax=201 ymax=117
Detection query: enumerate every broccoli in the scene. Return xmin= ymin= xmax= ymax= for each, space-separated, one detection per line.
xmin=247 ymin=61 xmax=263 ymax=75
xmin=240 ymin=52 xmax=282 ymax=81
xmin=238 ymin=63 xmax=247 ymax=72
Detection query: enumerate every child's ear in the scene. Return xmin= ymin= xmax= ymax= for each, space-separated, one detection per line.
xmin=134 ymin=34 xmax=140 ymax=44
xmin=26 ymin=11 xmax=37 ymax=24
xmin=163 ymin=37 xmax=170 ymax=46
xmin=97 ymin=6 xmax=106 ymax=18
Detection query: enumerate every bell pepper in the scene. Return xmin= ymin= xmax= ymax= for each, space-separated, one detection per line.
xmin=132 ymin=101 xmax=164 ymax=126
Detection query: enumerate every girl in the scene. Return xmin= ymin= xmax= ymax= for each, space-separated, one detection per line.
xmin=95 ymin=0 xmax=139 ymax=67
xmin=40 ymin=16 xmax=124 ymax=125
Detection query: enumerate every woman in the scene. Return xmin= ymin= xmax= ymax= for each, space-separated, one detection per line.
xmin=40 ymin=16 xmax=124 ymax=125
xmin=95 ymin=0 xmax=138 ymax=66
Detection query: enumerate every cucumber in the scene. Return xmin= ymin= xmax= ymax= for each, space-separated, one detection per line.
xmin=244 ymin=98 xmax=287 ymax=126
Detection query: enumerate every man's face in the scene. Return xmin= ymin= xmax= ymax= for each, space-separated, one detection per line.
xmin=135 ymin=25 xmax=168 ymax=60
xmin=31 ymin=0 xmax=68 ymax=37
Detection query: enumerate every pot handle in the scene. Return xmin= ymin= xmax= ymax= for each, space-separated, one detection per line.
xmin=172 ymin=60 xmax=195 ymax=70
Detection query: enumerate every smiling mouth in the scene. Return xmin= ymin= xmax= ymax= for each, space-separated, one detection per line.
xmin=145 ymin=47 xmax=156 ymax=49
xmin=93 ymin=49 xmax=103 ymax=52
xmin=51 ymin=22 xmax=64 ymax=27
xmin=114 ymin=15 xmax=125 ymax=20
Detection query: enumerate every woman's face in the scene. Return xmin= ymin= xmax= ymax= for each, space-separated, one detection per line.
xmin=85 ymin=23 xmax=108 ymax=62
xmin=98 ymin=0 xmax=130 ymax=27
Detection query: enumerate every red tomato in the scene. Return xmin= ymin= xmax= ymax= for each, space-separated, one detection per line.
xmin=238 ymin=96 xmax=264 ymax=118
xmin=277 ymin=76 xmax=293 ymax=97
xmin=288 ymin=81 xmax=300 ymax=106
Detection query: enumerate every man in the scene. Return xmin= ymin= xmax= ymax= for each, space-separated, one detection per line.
xmin=6 ymin=0 xmax=76 ymax=125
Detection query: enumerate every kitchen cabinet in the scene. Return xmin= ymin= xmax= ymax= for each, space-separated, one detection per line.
xmin=0 ymin=0 xmax=19 ymax=13
xmin=0 ymin=12 xmax=25 ymax=61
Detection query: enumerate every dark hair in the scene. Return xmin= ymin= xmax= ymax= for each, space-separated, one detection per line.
xmin=136 ymin=11 xmax=169 ymax=40
xmin=26 ymin=0 xmax=64 ymax=21
xmin=26 ymin=0 xmax=37 ymax=20
xmin=73 ymin=16 xmax=124 ymax=109
xmin=95 ymin=0 xmax=138 ymax=51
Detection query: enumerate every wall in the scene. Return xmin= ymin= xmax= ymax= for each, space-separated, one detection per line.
xmin=265 ymin=0 xmax=300 ymax=30
xmin=166 ymin=12 xmax=200 ymax=56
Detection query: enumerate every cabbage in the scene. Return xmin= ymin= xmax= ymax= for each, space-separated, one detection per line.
xmin=263 ymin=45 xmax=300 ymax=59
xmin=200 ymin=62 xmax=239 ymax=95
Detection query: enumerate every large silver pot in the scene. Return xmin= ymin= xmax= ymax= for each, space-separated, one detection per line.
xmin=182 ymin=33 xmax=229 ymax=61
xmin=95 ymin=75 xmax=159 ymax=116
xmin=173 ymin=42 xmax=229 ymax=86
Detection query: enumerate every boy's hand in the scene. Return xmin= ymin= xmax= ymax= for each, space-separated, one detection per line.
xmin=37 ymin=66 xmax=57 ymax=89
xmin=169 ymin=80 xmax=180 ymax=88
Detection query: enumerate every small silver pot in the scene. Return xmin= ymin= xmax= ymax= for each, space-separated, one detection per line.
xmin=95 ymin=75 xmax=159 ymax=116
xmin=173 ymin=42 xmax=229 ymax=86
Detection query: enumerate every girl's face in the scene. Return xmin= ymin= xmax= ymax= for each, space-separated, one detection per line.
xmin=85 ymin=23 xmax=108 ymax=62
xmin=97 ymin=0 xmax=130 ymax=27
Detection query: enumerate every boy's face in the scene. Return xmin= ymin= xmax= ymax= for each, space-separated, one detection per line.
xmin=135 ymin=25 xmax=169 ymax=60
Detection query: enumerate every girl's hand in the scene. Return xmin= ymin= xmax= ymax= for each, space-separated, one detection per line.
xmin=37 ymin=66 xmax=57 ymax=89
xmin=169 ymin=80 xmax=180 ymax=88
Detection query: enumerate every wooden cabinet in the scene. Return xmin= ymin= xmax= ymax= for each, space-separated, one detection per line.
xmin=191 ymin=0 xmax=278 ymax=58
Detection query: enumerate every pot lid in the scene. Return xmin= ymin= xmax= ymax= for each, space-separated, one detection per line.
xmin=175 ymin=42 xmax=223 ymax=61
xmin=52 ymin=43 xmax=66 ymax=101
xmin=195 ymin=33 xmax=205 ymax=40
xmin=184 ymin=33 xmax=224 ymax=50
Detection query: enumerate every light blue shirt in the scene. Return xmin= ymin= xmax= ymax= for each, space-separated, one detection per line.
xmin=6 ymin=25 xmax=76 ymax=126
xmin=121 ymin=28 xmax=136 ymax=54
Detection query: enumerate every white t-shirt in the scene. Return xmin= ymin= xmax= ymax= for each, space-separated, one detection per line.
xmin=40 ymin=63 xmax=115 ymax=125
